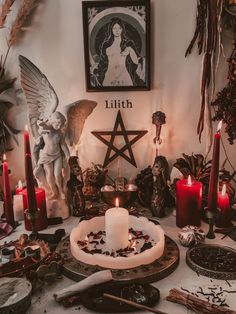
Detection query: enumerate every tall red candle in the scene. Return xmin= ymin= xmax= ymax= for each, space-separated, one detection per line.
xmin=2 ymin=154 xmax=15 ymax=227
xmin=24 ymin=125 xmax=31 ymax=155
xmin=176 ymin=176 xmax=202 ymax=228
xmin=207 ymin=121 xmax=222 ymax=211
xmin=25 ymin=153 xmax=37 ymax=215
xmin=215 ymin=184 xmax=232 ymax=228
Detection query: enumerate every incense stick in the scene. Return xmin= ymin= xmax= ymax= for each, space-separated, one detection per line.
xmin=103 ymin=293 xmax=168 ymax=314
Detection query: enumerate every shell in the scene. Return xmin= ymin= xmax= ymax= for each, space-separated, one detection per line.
xmin=178 ymin=225 xmax=205 ymax=247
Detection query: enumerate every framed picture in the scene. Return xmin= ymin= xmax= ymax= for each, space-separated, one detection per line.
xmin=82 ymin=0 xmax=151 ymax=92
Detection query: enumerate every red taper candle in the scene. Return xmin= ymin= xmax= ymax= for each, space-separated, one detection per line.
xmin=2 ymin=154 xmax=15 ymax=227
xmin=25 ymin=153 xmax=37 ymax=214
xmin=24 ymin=125 xmax=31 ymax=155
xmin=207 ymin=121 xmax=222 ymax=211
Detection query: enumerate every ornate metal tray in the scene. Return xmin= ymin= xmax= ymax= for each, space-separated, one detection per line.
xmin=186 ymin=244 xmax=236 ymax=280
xmin=56 ymin=235 xmax=179 ymax=283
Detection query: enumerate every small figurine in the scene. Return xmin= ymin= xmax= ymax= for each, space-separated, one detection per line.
xmin=151 ymin=155 xmax=174 ymax=217
xmin=152 ymin=111 xmax=166 ymax=157
xmin=67 ymin=156 xmax=85 ymax=217
xmin=83 ymin=164 xmax=107 ymax=200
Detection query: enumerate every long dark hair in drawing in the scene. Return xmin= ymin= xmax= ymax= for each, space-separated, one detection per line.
xmin=91 ymin=17 xmax=145 ymax=87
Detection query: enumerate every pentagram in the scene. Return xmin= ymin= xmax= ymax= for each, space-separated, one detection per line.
xmin=91 ymin=110 xmax=148 ymax=167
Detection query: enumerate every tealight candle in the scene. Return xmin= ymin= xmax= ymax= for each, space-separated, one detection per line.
xmin=176 ymin=175 xmax=202 ymax=228
xmin=105 ymin=198 xmax=129 ymax=251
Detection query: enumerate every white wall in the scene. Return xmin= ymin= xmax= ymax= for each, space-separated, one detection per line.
xmin=1 ymin=0 xmax=235 ymax=187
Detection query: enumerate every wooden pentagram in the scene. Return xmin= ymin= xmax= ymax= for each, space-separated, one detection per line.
xmin=92 ymin=110 xmax=148 ymax=168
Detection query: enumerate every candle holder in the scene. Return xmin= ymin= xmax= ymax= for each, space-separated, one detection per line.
xmin=205 ymin=208 xmax=219 ymax=239
xmin=24 ymin=208 xmax=40 ymax=237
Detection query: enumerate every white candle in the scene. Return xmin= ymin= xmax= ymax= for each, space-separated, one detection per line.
xmin=105 ymin=198 xmax=129 ymax=251
xmin=13 ymin=194 xmax=24 ymax=221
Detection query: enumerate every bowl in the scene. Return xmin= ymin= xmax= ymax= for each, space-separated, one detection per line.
xmin=100 ymin=186 xmax=138 ymax=207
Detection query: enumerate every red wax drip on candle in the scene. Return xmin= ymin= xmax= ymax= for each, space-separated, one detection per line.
xmin=176 ymin=178 xmax=202 ymax=228
xmin=3 ymin=157 xmax=15 ymax=227
xmin=25 ymin=153 xmax=37 ymax=215
xmin=24 ymin=126 xmax=31 ymax=155
xmin=207 ymin=132 xmax=220 ymax=211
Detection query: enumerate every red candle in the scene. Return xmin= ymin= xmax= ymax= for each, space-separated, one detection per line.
xmin=15 ymin=180 xmax=23 ymax=194
xmin=215 ymin=184 xmax=232 ymax=228
xmin=21 ymin=188 xmax=48 ymax=231
xmin=2 ymin=154 xmax=15 ymax=227
xmin=24 ymin=125 xmax=31 ymax=155
xmin=207 ymin=121 xmax=222 ymax=211
xmin=176 ymin=176 xmax=202 ymax=228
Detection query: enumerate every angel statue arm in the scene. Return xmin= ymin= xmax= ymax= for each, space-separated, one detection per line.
xmin=19 ymin=55 xmax=97 ymax=200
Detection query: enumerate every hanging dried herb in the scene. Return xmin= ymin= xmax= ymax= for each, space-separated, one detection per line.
xmin=211 ymin=43 xmax=236 ymax=144
xmin=185 ymin=0 xmax=223 ymax=141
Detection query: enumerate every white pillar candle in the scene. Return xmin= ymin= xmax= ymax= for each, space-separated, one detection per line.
xmin=13 ymin=194 xmax=24 ymax=221
xmin=105 ymin=199 xmax=129 ymax=251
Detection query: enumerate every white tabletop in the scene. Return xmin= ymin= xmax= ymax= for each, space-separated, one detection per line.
xmin=1 ymin=214 xmax=236 ymax=314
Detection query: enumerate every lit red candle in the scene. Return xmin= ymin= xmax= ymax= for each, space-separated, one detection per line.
xmin=215 ymin=184 xmax=232 ymax=228
xmin=21 ymin=188 xmax=48 ymax=231
xmin=176 ymin=175 xmax=202 ymax=228
xmin=24 ymin=125 xmax=31 ymax=155
xmin=2 ymin=154 xmax=15 ymax=227
xmin=207 ymin=121 xmax=222 ymax=211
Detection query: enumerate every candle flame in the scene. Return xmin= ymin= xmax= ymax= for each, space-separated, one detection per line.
xmin=217 ymin=120 xmax=222 ymax=132
xmin=18 ymin=180 xmax=23 ymax=189
xmin=187 ymin=175 xmax=192 ymax=185
xmin=115 ymin=197 xmax=119 ymax=208
xmin=222 ymin=184 xmax=227 ymax=196
xmin=25 ymin=125 xmax=28 ymax=132
xmin=3 ymin=153 xmax=6 ymax=161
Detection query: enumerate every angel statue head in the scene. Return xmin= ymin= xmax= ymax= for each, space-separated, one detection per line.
xmin=49 ymin=112 xmax=66 ymax=130
xmin=19 ymin=55 xmax=97 ymax=201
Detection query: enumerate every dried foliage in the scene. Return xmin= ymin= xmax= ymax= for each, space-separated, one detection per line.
xmin=8 ymin=0 xmax=38 ymax=46
xmin=173 ymin=153 xmax=235 ymax=205
xmin=0 ymin=0 xmax=15 ymax=28
xmin=185 ymin=0 xmax=224 ymax=141
xmin=211 ymin=43 xmax=236 ymax=144
xmin=0 ymin=59 xmax=19 ymax=155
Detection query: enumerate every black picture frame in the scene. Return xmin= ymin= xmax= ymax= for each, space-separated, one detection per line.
xmin=82 ymin=0 xmax=151 ymax=92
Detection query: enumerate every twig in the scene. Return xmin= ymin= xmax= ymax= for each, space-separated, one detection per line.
xmin=167 ymin=288 xmax=236 ymax=314
xmin=103 ymin=293 xmax=168 ymax=314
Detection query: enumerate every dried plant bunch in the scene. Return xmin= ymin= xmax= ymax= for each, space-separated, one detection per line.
xmin=0 ymin=0 xmax=15 ymax=28
xmin=211 ymin=43 xmax=236 ymax=144
xmin=173 ymin=153 xmax=235 ymax=205
xmin=8 ymin=0 xmax=38 ymax=46
xmin=0 ymin=58 xmax=19 ymax=155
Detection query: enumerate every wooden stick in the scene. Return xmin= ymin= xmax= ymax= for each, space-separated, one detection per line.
xmin=167 ymin=289 xmax=236 ymax=314
xmin=103 ymin=293 xmax=168 ymax=314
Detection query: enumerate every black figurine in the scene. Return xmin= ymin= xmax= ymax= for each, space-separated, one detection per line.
xmin=151 ymin=155 xmax=174 ymax=217
xmin=67 ymin=156 xmax=85 ymax=216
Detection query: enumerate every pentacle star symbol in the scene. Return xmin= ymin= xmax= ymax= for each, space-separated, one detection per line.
xmin=91 ymin=110 xmax=148 ymax=168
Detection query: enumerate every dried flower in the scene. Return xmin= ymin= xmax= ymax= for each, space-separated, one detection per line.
xmin=8 ymin=0 xmax=37 ymax=46
xmin=0 ymin=0 xmax=15 ymax=28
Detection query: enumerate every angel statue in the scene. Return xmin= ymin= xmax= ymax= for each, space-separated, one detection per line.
xmin=19 ymin=55 xmax=97 ymax=204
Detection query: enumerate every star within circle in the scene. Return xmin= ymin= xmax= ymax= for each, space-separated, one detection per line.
xmin=91 ymin=110 xmax=148 ymax=168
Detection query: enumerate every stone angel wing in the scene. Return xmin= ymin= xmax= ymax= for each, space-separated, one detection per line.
xmin=18 ymin=55 xmax=59 ymax=139
xmin=66 ymin=100 xmax=97 ymax=147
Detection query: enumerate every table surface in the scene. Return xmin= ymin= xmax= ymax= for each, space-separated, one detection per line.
xmin=1 ymin=213 xmax=236 ymax=314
